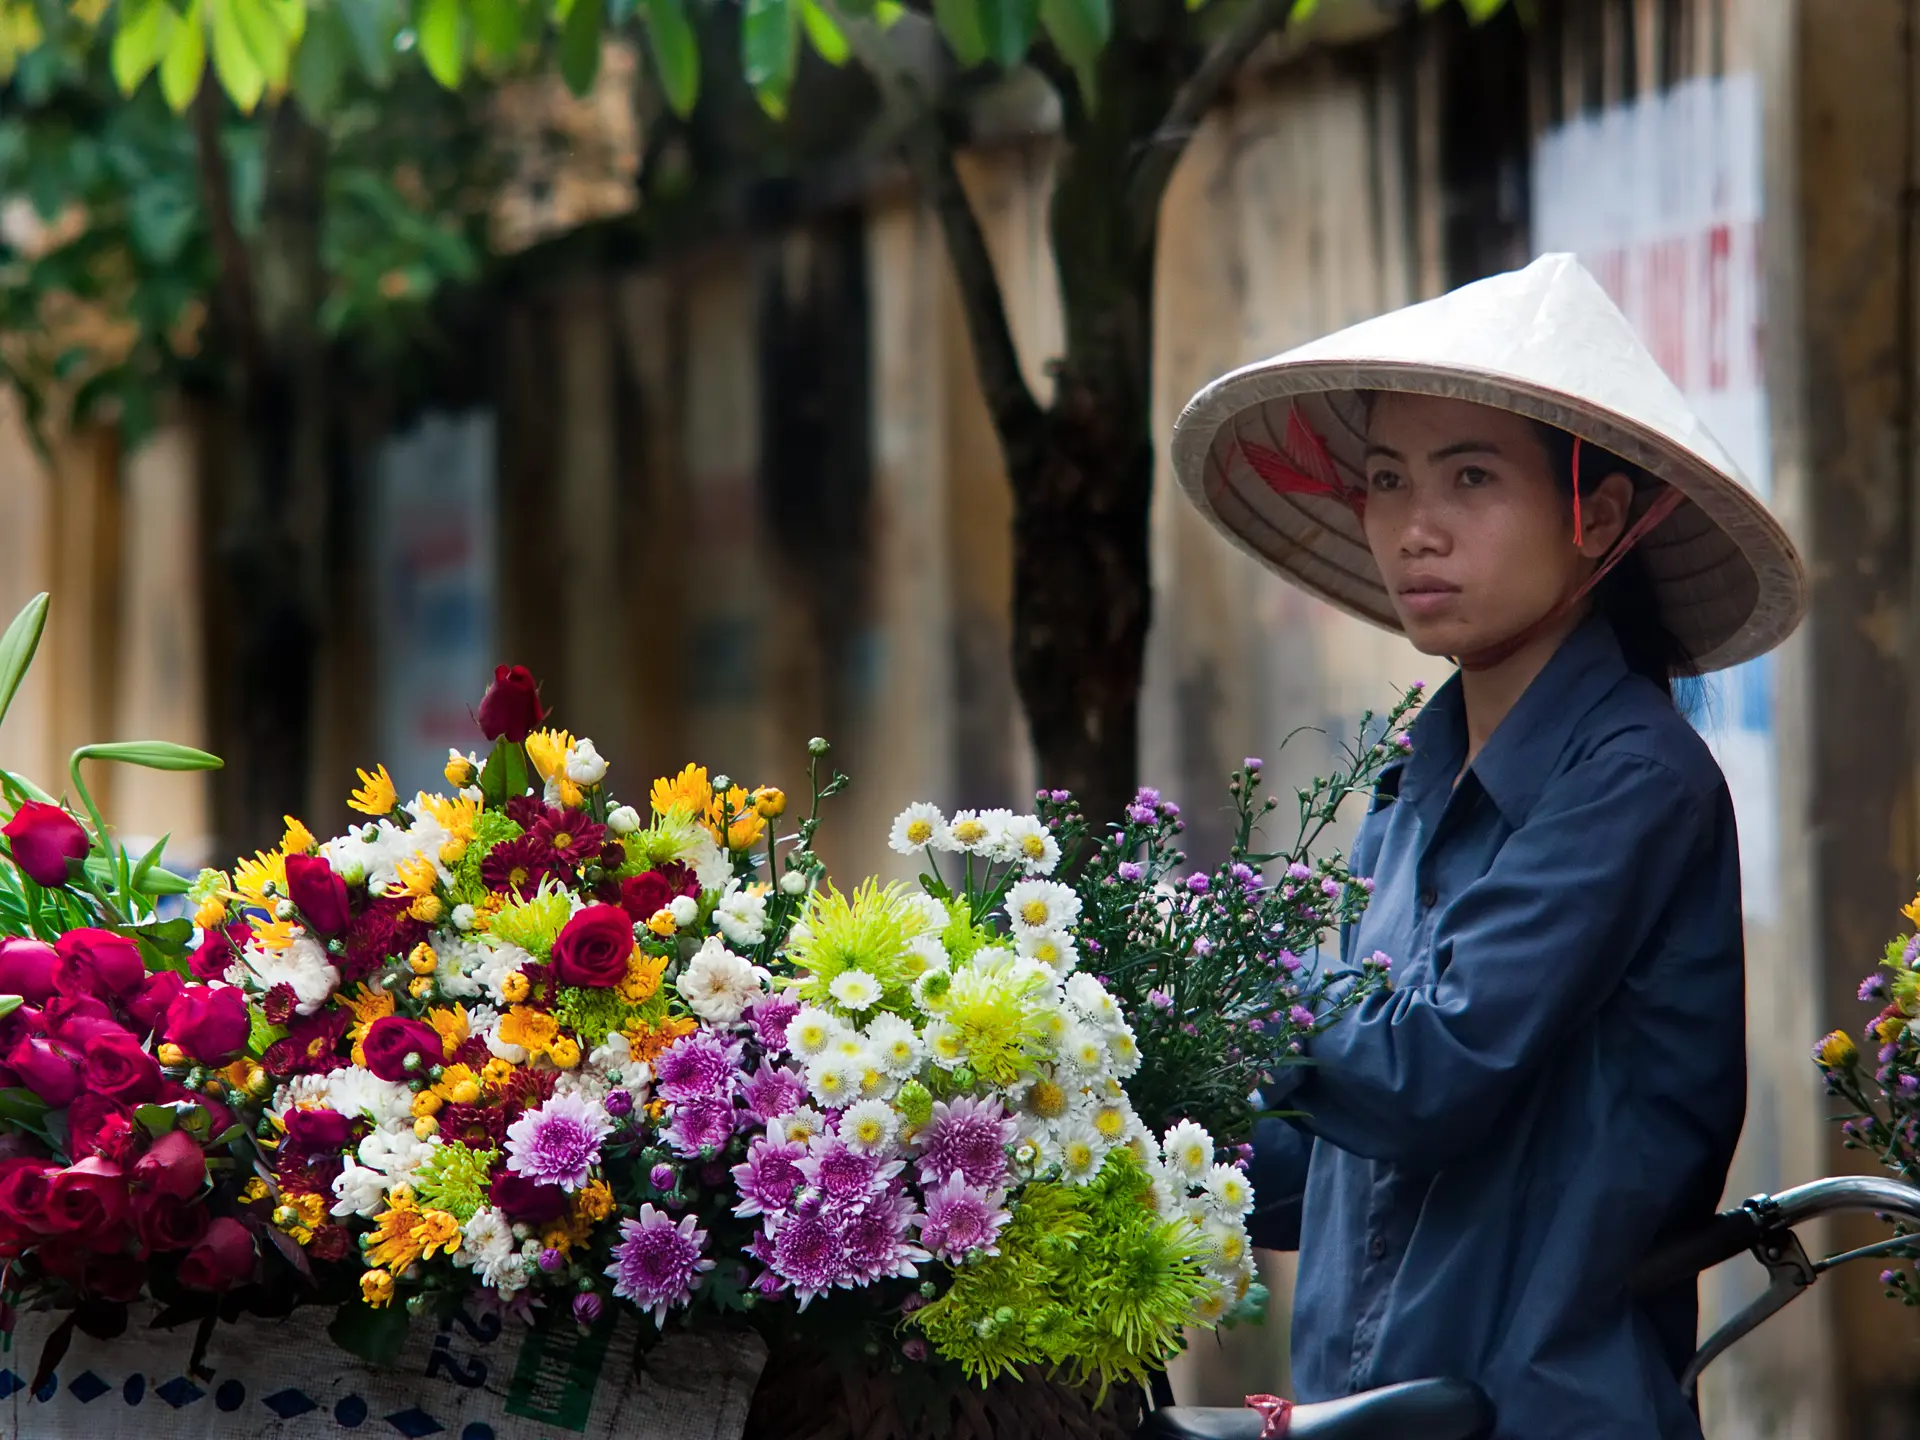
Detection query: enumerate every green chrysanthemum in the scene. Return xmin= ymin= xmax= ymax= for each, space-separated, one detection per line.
xmin=488 ymin=880 xmax=573 ymax=958
xmin=412 ymin=1144 xmax=498 ymax=1223
xmin=452 ymin=810 xmax=525 ymax=906
xmin=939 ymin=898 xmax=998 ymax=969
xmin=940 ymin=958 xmax=1055 ymax=1087
xmin=553 ymin=986 xmax=644 ymax=1049
xmin=188 ymin=867 xmax=229 ymax=907
xmin=786 ymin=881 xmax=927 ymax=1016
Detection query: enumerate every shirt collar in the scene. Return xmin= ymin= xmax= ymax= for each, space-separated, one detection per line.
xmin=1403 ymin=614 xmax=1633 ymax=827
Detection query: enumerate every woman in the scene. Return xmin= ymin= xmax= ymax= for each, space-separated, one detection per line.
xmin=1168 ymin=255 xmax=1806 ymax=1439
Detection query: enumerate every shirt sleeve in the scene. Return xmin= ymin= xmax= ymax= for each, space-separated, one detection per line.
xmin=1290 ymin=749 xmax=1713 ymax=1171
xmin=1246 ymin=1114 xmax=1312 ymax=1251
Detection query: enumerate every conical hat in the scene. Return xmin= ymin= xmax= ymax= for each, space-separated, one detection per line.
xmin=1169 ymin=253 xmax=1806 ymax=672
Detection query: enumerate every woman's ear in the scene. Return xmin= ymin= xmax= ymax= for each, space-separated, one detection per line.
xmin=1577 ymin=472 xmax=1637 ymax=558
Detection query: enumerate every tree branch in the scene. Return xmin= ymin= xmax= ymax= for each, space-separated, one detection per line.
xmin=191 ymin=75 xmax=264 ymax=385
xmin=1125 ymin=0 xmax=1295 ymax=248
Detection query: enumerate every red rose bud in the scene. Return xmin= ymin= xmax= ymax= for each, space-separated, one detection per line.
xmin=0 ymin=1157 xmax=58 ymax=1236
xmin=189 ymin=923 xmax=249 ymax=983
xmin=619 ymin=872 xmax=672 ymax=926
xmin=0 ymin=937 xmax=58 ymax=1004
xmin=82 ymin=1031 xmax=163 ymax=1106
xmin=46 ymin=1156 xmax=130 ymax=1248
xmin=2 ymin=802 xmax=88 ymax=888
xmin=134 ymin=1192 xmax=211 ymax=1253
xmin=477 ymin=664 xmax=545 ymax=743
xmin=362 ymin=1015 xmax=447 ymax=1082
xmin=164 ymin=985 xmax=250 ymax=1065
xmin=43 ymin=994 xmax=126 ymax=1048
xmin=52 ymin=928 xmax=146 ymax=1002
xmin=178 ymin=1216 xmax=255 ymax=1291
xmin=550 ymin=904 xmax=635 ymax=989
xmin=67 ymin=1094 xmax=134 ymax=1161
xmin=282 ymin=1106 xmax=355 ymax=1155
xmin=133 ymin=1129 xmax=207 ymax=1201
xmin=127 ymin=970 xmax=186 ymax=1037
xmin=489 ymin=1171 xmax=569 ymax=1224
xmin=285 ymin=853 xmax=352 ymax=936
xmin=7 ymin=1035 xmax=81 ymax=1106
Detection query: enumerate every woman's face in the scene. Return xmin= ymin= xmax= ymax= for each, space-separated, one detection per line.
xmin=1361 ymin=394 xmax=1628 ymax=658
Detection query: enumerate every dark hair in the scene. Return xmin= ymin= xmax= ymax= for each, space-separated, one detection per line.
xmin=1528 ymin=422 xmax=1696 ymax=702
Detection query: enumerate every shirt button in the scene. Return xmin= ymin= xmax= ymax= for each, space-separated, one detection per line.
xmin=1369 ymin=1234 xmax=1388 ymax=1260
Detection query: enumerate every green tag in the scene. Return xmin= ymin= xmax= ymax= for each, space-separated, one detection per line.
xmin=505 ymin=1311 xmax=615 ymax=1431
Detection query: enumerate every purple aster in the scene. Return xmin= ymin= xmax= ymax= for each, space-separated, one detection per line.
xmin=650 ymin=1162 xmax=677 ymax=1191
xmin=1901 ymin=1075 xmax=1920 ymax=1096
xmin=573 ymin=1292 xmax=603 ymax=1325
xmin=1863 ymin=975 xmax=1890 ymax=1002
xmin=731 ymin=1135 xmax=807 ymax=1218
xmin=903 ymin=1338 xmax=929 ymax=1362
xmin=1287 ymin=862 xmax=1312 ymax=881
xmin=1288 ymin=1004 xmax=1316 ymax=1028
xmin=1906 ymin=934 xmax=1920 ymax=967
xmin=1186 ymin=874 xmax=1210 ymax=895
xmin=1126 ymin=803 xmax=1156 ymax=825
xmin=914 ymin=1096 xmax=1015 ymax=1190
xmin=1396 ymin=733 xmax=1414 ymax=752
xmin=844 ymin=1189 xmax=928 ymax=1283
xmin=768 ymin=1209 xmax=850 ymax=1306
xmin=654 ymin=1032 xmax=743 ymax=1103
xmin=743 ymin=1062 xmax=809 ymax=1122
xmin=916 ymin=1172 xmax=1009 ymax=1263
xmin=604 ymin=1088 xmax=634 ymax=1119
xmin=503 ymin=1093 xmax=612 ymax=1191
xmin=1116 ymin=862 xmax=1144 ymax=883
xmin=606 ymin=1204 xmax=715 ymax=1325
xmin=1320 ymin=878 xmax=1342 ymax=898
xmin=1192 ymin=937 xmax=1215 ymax=958
xmin=749 ymin=992 xmax=803 ymax=1051
xmin=1148 ymin=988 xmax=1173 ymax=1011
xmin=799 ymin=1136 xmax=904 ymax=1203
xmin=664 ymin=1094 xmax=738 ymax=1157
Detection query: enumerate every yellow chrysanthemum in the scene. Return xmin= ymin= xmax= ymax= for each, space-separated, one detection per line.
xmin=433 ymin=1064 xmax=482 ymax=1105
xmin=425 ymin=1004 xmax=470 ymax=1057
xmin=416 ymin=791 xmax=482 ymax=844
xmin=248 ymin=915 xmax=302 ymax=953
xmin=241 ymin=1176 xmax=272 ymax=1204
xmin=645 ymin=911 xmax=678 ymax=938
xmin=752 ymin=787 xmax=787 ymax=819
xmin=574 ymin=1180 xmax=615 ymax=1224
xmin=705 ymin=786 xmax=765 ymax=851
xmin=625 ymin=1015 xmax=698 ymax=1066
xmin=343 ymin=984 xmax=397 ymax=1036
xmin=548 ymin=1036 xmax=581 ymax=1069
xmin=193 ymin=896 xmax=228 ymax=931
xmin=525 ymin=729 xmax=576 ymax=785
xmin=481 ymin=1057 xmax=516 ymax=1090
xmin=229 ymin=848 xmax=287 ymax=910
xmin=445 ymin=753 xmax=477 ymax=789
xmin=349 ymin=764 xmax=399 ymax=816
xmin=361 ymin=1270 xmax=395 ymax=1307
xmin=366 ymin=1196 xmax=429 ymax=1274
xmin=1905 ymin=894 xmax=1920 ymax=930
xmin=281 ymin=815 xmax=316 ymax=855
xmin=498 ymin=1005 xmax=559 ymax=1057
xmin=651 ymin=764 xmax=712 ymax=820
xmin=385 ymin=854 xmax=440 ymax=902
xmin=417 ymin=1208 xmax=462 ymax=1259
xmin=410 ymin=895 xmax=446 ymax=924
xmin=619 ymin=951 xmax=668 ymax=1004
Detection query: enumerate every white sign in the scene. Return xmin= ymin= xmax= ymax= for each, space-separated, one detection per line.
xmin=1533 ymin=73 xmax=1777 ymax=920
xmin=375 ymin=412 xmax=500 ymax=801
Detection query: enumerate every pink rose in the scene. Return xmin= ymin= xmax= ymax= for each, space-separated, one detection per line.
xmin=7 ymin=1035 xmax=81 ymax=1106
xmin=132 ymin=1130 xmax=206 ymax=1201
xmin=163 ymin=985 xmax=250 ymax=1065
xmin=52 ymin=928 xmax=145 ymax=1001
xmin=46 ymin=1156 xmax=130 ymax=1249
xmin=0 ymin=938 xmax=58 ymax=1004
xmin=82 ymin=1031 xmax=163 ymax=1106
xmin=2 ymin=802 xmax=88 ymax=888
xmin=178 ymin=1216 xmax=254 ymax=1291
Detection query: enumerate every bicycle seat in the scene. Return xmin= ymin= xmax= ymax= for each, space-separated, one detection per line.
xmin=1137 ymin=1379 xmax=1494 ymax=1440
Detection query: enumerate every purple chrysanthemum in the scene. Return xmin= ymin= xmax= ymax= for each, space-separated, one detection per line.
xmin=503 ymin=1093 xmax=612 ymax=1191
xmin=798 ymin=1137 xmax=903 ymax=1203
xmin=664 ymin=1094 xmax=738 ymax=1157
xmin=913 ymin=1096 xmax=1014 ymax=1189
xmin=654 ymin=1032 xmax=743 ymax=1103
xmin=743 ymin=1063 xmax=809 ymax=1122
xmin=731 ymin=1135 xmax=807 ymax=1218
xmin=749 ymin=992 xmax=802 ymax=1051
xmin=768 ymin=1209 xmax=850 ymax=1307
xmin=1147 ymin=988 xmax=1173 ymax=1011
xmin=606 ymin=1203 xmax=714 ymax=1325
xmin=916 ymin=1172 xmax=1009 ymax=1263
xmin=1116 ymin=862 xmax=1143 ymax=883
xmin=1288 ymin=1004 xmax=1315 ymax=1029
xmin=844 ymin=1189 xmax=928 ymax=1284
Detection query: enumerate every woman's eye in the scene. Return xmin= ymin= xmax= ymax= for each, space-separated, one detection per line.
xmin=1368 ymin=469 xmax=1403 ymax=492
xmin=1457 ymin=465 xmax=1493 ymax=488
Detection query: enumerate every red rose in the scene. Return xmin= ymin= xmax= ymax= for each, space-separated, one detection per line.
xmin=307 ymin=1224 xmax=350 ymax=1263
xmin=7 ymin=1035 xmax=81 ymax=1106
xmin=0 ymin=938 xmax=58 ymax=1004
xmin=43 ymin=995 xmax=126 ymax=1048
xmin=163 ymin=985 xmax=250 ymax=1065
xmin=68 ymin=1094 xmax=134 ymax=1161
xmin=285 ymin=853 xmax=352 ymax=936
xmin=361 ymin=1015 xmax=446 ymax=1082
xmin=477 ymin=664 xmax=545 ymax=742
xmin=2 ymin=802 xmax=88 ymax=888
xmin=0 ymin=1157 xmax=58 ymax=1235
xmin=178 ymin=1216 xmax=255 ymax=1291
xmin=134 ymin=1192 xmax=210 ymax=1253
xmin=489 ymin=1171 xmax=569 ymax=1224
xmin=40 ymin=1245 xmax=145 ymax=1302
xmin=282 ymin=1107 xmax=355 ymax=1155
xmin=82 ymin=1031 xmax=163 ymax=1106
xmin=189 ymin=924 xmax=248 ymax=983
xmin=550 ymin=904 xmax=635 ymax=989
xmin=52 ymin=928 xmax=145 ymax=1001
xmin=46 ymin=1157 xmax=129 ymax=1248
xmin=127 ymin=970 xmax=185 ymax=1037
xmin=133 ymin=1129 xmax=206 ymax=1200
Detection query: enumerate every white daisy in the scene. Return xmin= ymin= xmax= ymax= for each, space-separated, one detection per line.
xmin=787 ymin=1005 xmax=843 ymax=1059
xmin=1000 ymin=815 xmax=1061 ymax=875
xmin=1056 ymin=1119 xmax=1108 ymax=1184
xmin=828 ymin=968 xmax=883 ymax=1012
xmin=838 ymin=1099 xmax=900 ymax=1155
xmin=903 ymin=892 xmax=951 ymax=936
xmin=1089 ymin=1098 xmax=1133 ymax=1145
xmin=864 ymin=1012 xmax=922 ymax=1076
xmin=944 ymin=810 xmax=993 ymax=854
xmin=1005 ymin=879 xmax=1082 ymax=937
xmin=1163 ymin=1119 xmax=1215 ymax=1180
xmin=922 ymin=1019 xmax=965 ymax=1070
xmin=1064 ymin=973 xmax=1123 ymax=1030
xmin=1201 ymin=1162 xmax=1256 ymax=1219
xmin=1200 ymin=1218 xmax=1251 ymax=1274
xmin=1018 ymin=928 xmax=1078 ymax=976
xmin=977 ymin=808 xmax=1021 ymax=863
xmin=889 ymin=803 xmax=949 ymax=856
xmin=1058 ymin=1020 xmax=1107 ymax=1075
xmin=804 ymin=1056 xmax=859 ymax=1109
xmin=772 ymin=1105 xmax=830 ymax=1145
xmin=903 ymin=934 xmax=948 ymax=977
xmin=1106 ymin=1024 xmax=1142 ymax=1078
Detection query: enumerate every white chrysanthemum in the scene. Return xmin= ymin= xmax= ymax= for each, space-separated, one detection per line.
xmin=944 ymin=809 xmax=993 ymax=854
xmin=686 ymin=831 xmax=734 ymax=893
xmin=804 ymin=1056 xmax=859 ymax=1109
xmin=471 ymin=941 xmax=536 ymax=1009
xmin=459 ymin=1206 xmax=515 ymax=1271
xmin=431 ymin=933 xmax=495 ymax=1000
xmin=922 ymin=1019 xmax=965 ymax=1070
xmin=1200 ymin=1218 xmax=1251 ymax=1275
xmin=239 ymin=934 xmax=339 ymax=1015
xmin=828 ymin=968 xmax=882 ymax=1012
xmin=1005 ymin=879 xmax=1082 ymax=937
xmin=911 ymin=967 xmax=953 ymax=1014
xmin=323 ymin=1066 xmax=416 ymax=1131
xmin=676 ymin=936 xmax=770 ymax=1025
xmin=1000 ymin=815 xmax=1061 ymax=876
xmin=1106 ymin=1025 xmax=1142 ymax=1078
xmin=1089 ymin=1098 xmax=1133 ymax=1145
xmin=330 ymin=1159 xmax=389 ymax=1218
xmin=273 ymin=1074 xmax=332 ymax=1113
xmin=787 ymin=1005 xmax=843 ymax=1060
xmin=555 ymin=1066 xmax=616 ymax=1106
xmin=839 ymin=1099 xmax=900 ymax=1155
xmin=1058 ymin=1020 xmax=1107 ymax=1075
xmin=889 ymin=803 xmax=949 ymax=855
xmin=904 ymin=935 xmax=948 ymax=979
xmin=715 ymin=881 xmax=769 ymax=947
xmin=1064 ymin=973 xmax=1123 ymax=1031
xmin=772 ymin=1106 xmax=830 ymax=1145
xmin=452 ymin=904 xmax=477 ymax=933
xmin=588 ymin=1030 xmax=633 ymax=1077
xmin=1017 ymin=929 xmax=1078 ymax=976
xmin=608 ymin=804 xmax=642 ymax=835
xmin=565 ymin=738 xmax=609 ymax=786
xmin=1163 ymin=1119 xmax=1215 ymax=1180
xmin=668 ymin=895 xmax=700 ymax=927
xmin=1201 ymin=1162 xmax=1256 ymax=1219
xmin=360 ymin=1127 xmax=434 ymax=1182
xmin=903 ymin=893 xmax=951 ymax=936
xmin=323 ymin=818 xmax=408 ymax=894
xmin=1057 ymin=1119 xmax=1108 ymax=1184
xmin=864 ymin=1013 xmax=921 ymax=1076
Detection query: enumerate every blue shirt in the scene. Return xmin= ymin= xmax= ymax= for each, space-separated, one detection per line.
xmin=1249 ymin=615 xmax=1745 ymax=1440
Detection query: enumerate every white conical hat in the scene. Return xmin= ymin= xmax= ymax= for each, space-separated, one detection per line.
xmin=1169 ymin=253 xmax=1806 ymax=672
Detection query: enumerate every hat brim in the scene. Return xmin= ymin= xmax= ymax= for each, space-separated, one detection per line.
xmin=1171 ymin=358 xmax=1807 ymax=674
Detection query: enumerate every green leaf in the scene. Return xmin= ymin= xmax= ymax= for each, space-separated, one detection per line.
xmin=1 ymin=771 xmax=55 ymax=808
xmin=131 ymin=917 xmax=195 ymax=952
xmin=930 ymin=0 xmax=985 ymax=66
xmin=1460 ymin=0 xmax=1507 ymax=18
xmin=741 ymin=0 xmax=797 ymax=117
xmin=71 ymin=741 xmax=224 ymax=773
xmin=976 ymin=0 xmax=1037 ymax=68
xmin=127 ymin=178 xmax=199 ymax=263
xmin=329 ymin=1299 xmax=411 ymax=1364
xmin=134 ymin=1103 xmax=179 ymax=1137
xmin=477 ymin=735 xmax=527 ymax=809
xmin=337 ymin=0 xmax=398 ymax=82
xmin=136 ymin=866 xmax=193 ymax=897
xmin=1038 ymin=0 xmax=1105 ymax=104
xmin=209 ymin=0 xmax=267 ymax=109
xmin=638 ymin=0 xmax=698 ymax=114
xmin=0 ymin=1087 xmax=49 ymax=1128
xmin=249 ymin=1010 xmax=288 ymax=1057
xmin=290 ymin=1 xmax=348 ymax=111
xmin=232 ymin=0 xmax=294 ymax=85
xmin=0 ymin=996 xmax=20 ymax=1020
xmin=112 ymin=0 xmax=173 ymax=94
xmin=414 ymin=0 xmax=465 ymax=87
xmin=799 ymin=0 xmax=847 ymax=63
xmin=130 ymin=832 xmax=169 ymax=892
xmin=872 ymin=1 xmax=903 ymax=25
xmin=1287 ymin=0 xmax=1317 ymax=18
xmin=468 ymin=0 xmax=522 ymax=62
xmin=558 ymin=0 xmax=601 ymax=95
xmin=0 ymin=593 xmax=48 ymax=739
